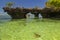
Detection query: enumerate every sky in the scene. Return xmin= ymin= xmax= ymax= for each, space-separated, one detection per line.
xmin=0 ymin=0 xmax=47 ymax=14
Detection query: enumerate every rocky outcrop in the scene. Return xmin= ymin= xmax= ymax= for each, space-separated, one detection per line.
xmin=3 ymin=7 xmax=60 ymax=19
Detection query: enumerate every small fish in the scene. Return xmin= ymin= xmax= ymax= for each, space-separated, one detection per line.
xmin=34 ymin=33 xmax=41 ymax=38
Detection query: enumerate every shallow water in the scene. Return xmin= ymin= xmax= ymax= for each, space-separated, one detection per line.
xmin=0 ymin=14 xmax=11 ymax=24
xmin=0 ymin=18 xmax=11 ymax=25
xmin=0 ymin=19 xmax=60 ymax=40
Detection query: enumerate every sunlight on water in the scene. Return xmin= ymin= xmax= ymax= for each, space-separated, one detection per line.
xmin=0 ymin=19 xmax=60 ymax=40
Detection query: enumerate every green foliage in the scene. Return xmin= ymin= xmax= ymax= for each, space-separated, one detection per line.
xmin=6 ymin=2 xmax=14 ymax=8
xmin=46 ymin=0 xmax=60 ymax=8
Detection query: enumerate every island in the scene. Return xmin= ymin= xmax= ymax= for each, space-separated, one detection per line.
xmin=3 ymin=7 xmax=60 ymax=19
